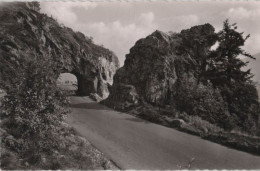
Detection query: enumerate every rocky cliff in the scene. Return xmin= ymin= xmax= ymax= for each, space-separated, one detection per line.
xmin=0 ymin=2 xmax=119 ymax=98
xmin=104 ymin=24 xmax=217 ymax=109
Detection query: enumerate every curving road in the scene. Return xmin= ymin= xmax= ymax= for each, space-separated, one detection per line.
xmin=66 ymin=96 xmax=260 ymax=170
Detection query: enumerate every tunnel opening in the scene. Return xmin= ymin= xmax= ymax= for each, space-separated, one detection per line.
xmin=57 ymin=71 xmax=106 ymax=97
xmin=57 ymin=73 xmax=78 ymax=95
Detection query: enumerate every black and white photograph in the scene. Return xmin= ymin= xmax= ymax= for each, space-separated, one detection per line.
xmin=0 ymin=0 xmax=260 ymax=170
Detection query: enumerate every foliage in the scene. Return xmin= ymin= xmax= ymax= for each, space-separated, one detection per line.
xmin=220 ymin=82 xmax=260 ymax=134
xmin=169 ymin=21 xmax=259 ymax=132
xmin=206 ymin=19 xmax=255 ymax=86
xmin=204 ymin=20 xmax=260 ymax=134
xmin=172 ymin=20 xmax=260 ymax=135
xmin=0 ymin=57 xmax=69 ymax=164
xmin=174 ymin=77 xmax=233 ymax=129
xmin=0 ymin=121 xmax=117 ymax=170
xmin=139 ymin=105 xmax=162 ymax=123
xmin=0 ymin=55 xmax=117 ymax=169
xmin=0 ymin=143 xmax=24 ymax=170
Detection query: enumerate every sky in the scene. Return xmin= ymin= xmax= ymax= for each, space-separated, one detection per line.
xmin=40 ymin=1 xmax=260 ymax=67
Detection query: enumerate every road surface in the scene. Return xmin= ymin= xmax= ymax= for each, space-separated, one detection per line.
xmin=66 ymin=96 xmax=260 ymax=170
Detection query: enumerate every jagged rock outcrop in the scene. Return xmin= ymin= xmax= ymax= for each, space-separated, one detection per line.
xmin=104 ymin=24 xmax=217 ymax=109
xmin=0 ymin=2 xmax=119 ymax=98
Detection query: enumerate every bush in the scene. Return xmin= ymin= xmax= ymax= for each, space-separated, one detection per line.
xmin=0 ymin=144 xmax=24 ymax=170
xmin=173 ymin=76 xmax=260 ymax=134
xmin=187 ymin=115 xmax=223 ymax=134
xmin=221 ymin=83 xmax=260 ymax=135
xmin=174 ymin=77 xmax=232 ymax=129
xmin=0 ymin=57 xmax=69 ymax=164
xmin=139 ymin=105 xmax=162 ymax=123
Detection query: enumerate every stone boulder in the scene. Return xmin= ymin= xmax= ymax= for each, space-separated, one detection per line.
xmin=103 ymin=83 xmax=139 ymax=110
xmin=105 ymin=24 xmax=216 ymax=108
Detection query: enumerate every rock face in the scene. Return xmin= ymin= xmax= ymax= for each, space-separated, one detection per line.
xmin=105 ymin=24 xmax=216 ymax=108
xmin=0 ymin=2 xmax=119 ymax=98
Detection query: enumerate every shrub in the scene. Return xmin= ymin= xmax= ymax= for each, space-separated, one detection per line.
xmin=0 ymin=57 xmax=69 ymax=164
xmin=139 ymin=105 xmax=162 ymax=123
xmin=221 ymin=82 xmax=260 ymax=135
xmin=0 ymin=144 xmax=24 ymax=170
xmin=187 ymin=115 xmax=223 ymax=134
xmin=174 ymin=77 xmax=232 ymax=129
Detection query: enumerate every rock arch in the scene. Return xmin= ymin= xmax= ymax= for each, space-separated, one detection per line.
xmin=0 ymin=2 xmax=119 ymax=99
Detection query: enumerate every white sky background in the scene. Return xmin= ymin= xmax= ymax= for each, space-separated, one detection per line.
xmin=40 ymin=1 xmax=260 ymax=67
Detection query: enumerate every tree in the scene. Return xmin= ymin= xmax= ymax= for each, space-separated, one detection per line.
xmin=206 ymin=20 xmax=260 ymax=134
xmin=207 ymin=19 xmax=255 ymax=87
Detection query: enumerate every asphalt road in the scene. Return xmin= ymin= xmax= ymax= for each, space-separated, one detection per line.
xmin=66 ymin=96 xmax=260 ymax=170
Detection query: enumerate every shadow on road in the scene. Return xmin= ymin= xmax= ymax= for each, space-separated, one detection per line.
xmin=70 ymin=102 xmax=113 ymax=111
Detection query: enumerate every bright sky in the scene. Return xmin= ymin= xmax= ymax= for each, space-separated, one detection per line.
xmin=40 ymin=1 xmax=260 ymax=66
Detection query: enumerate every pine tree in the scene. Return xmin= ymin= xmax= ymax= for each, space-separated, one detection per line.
xmin=207 ymin=19 xmax=255 ymax=87
xmin=206 ymin=20 xmax=260 ymax=133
